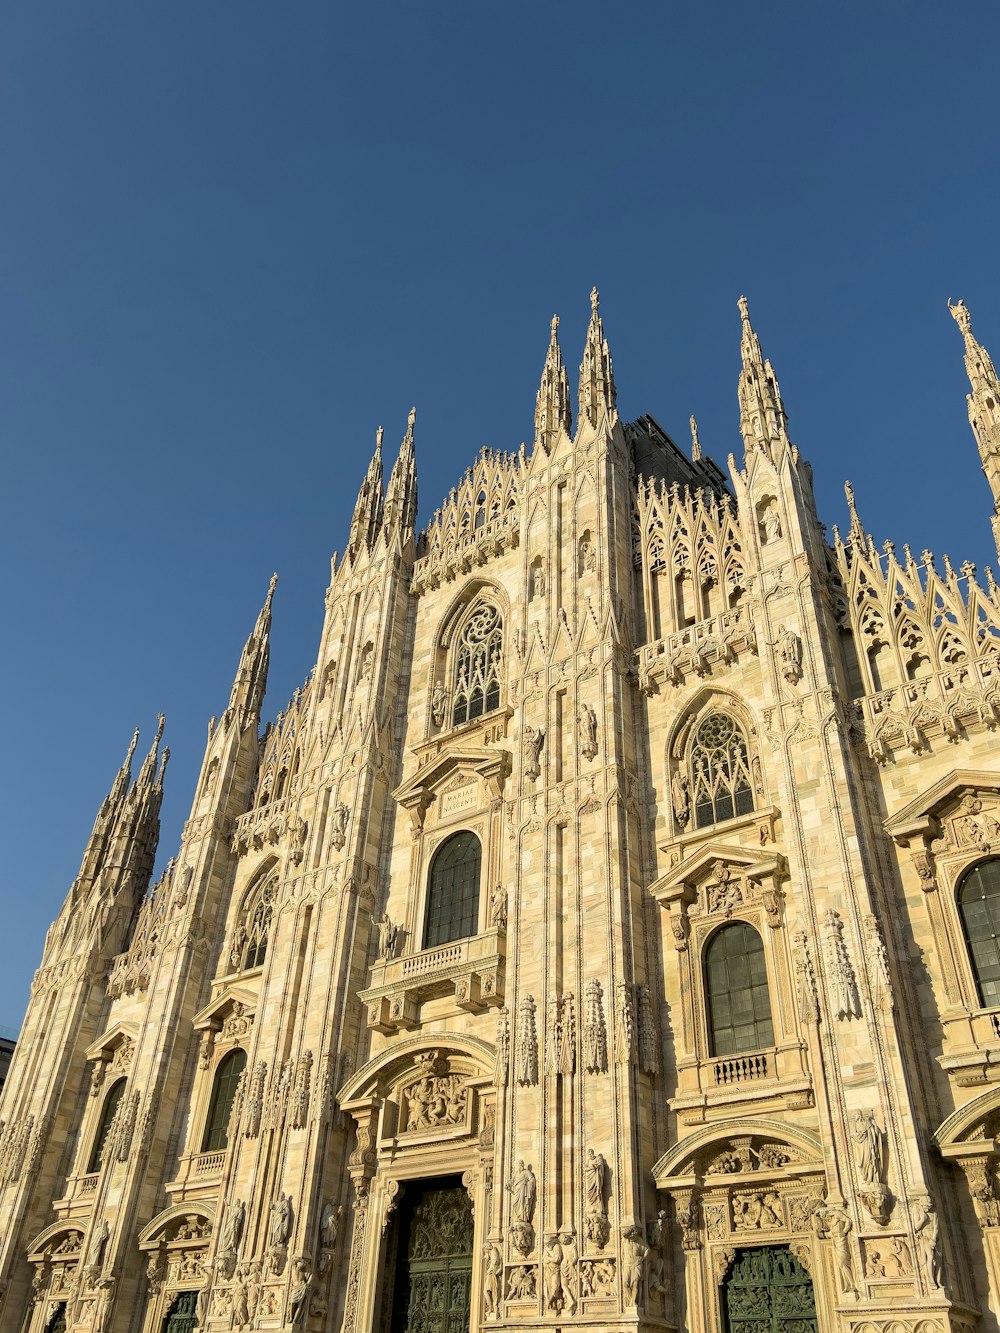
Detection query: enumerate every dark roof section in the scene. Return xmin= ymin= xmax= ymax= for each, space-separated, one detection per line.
xmin=626 ymin=413 xmax=731 ymax=498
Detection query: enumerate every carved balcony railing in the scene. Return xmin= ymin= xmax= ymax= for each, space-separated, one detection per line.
xmin=194 ymin=1150 xmax=226 ymax=1176
xmin=714 ymin=1053 xmax=769 ymax=1086
xmin=852 ymin=654 xmax=1000 ymax=761
xmin=637 ymin=604 xmax=757 ymax=693
xmin=361 ymin=927 xmax=506 ymax=1033
xmin=230 ymin=795 xmax=293 ymax=856
xmin=77 ymin=1173 xmax=99 ymax=1195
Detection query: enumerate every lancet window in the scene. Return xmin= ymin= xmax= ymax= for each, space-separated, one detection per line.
xmin=958 ymin=859 xmax=1000 ymax=1008
xmin=202 ymin=1048 xmax=247 ymax=1153
xmin=690 ymin=712 xmax=754 ymax=828
xmin=233 ymin=872 xmax=277 ymax=972
xmin=424 ymin=831 xmax=482 ymax=948
xmin=704 ymin=923 xmax=774 ymax=1057
xmin=452 ymin=602 xmax=503 ymax=727
xmin=87 ymin=1079 xmax=125 ymax=1174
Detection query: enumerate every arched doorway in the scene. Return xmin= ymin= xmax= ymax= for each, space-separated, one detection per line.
xmin=389 ymin=1178 xmax=474 ymax=1333
xmin=722 ymin=1246 xmax=816 ymax=1333
xmin=161 ymin=1291 xmax=199 ymax=1333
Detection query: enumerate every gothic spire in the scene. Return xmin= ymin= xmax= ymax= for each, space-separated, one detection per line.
xmin=844 ymin=479 xmax=865 ymax=542
xmin=106 ymin=726 xmax=140 ymax=812
xmin=226 ymin=574 xmax=276 ymax=727
xmin=534 ymin=315 xmax=571 ymax=453
xmin=385 ymin=407 xmax=418 ymax=542
xmin=949 ymin=298 xmax=1000 ymax=555
xmin=578 ymin=287 xmax=617 ymax=430
xmin=348 ymin=426 xmax=385 ymax=560
xmin=689 ymin=415 xmax=702 ymax=462
xmin=737 ymin=295 xmax=790 ymax=460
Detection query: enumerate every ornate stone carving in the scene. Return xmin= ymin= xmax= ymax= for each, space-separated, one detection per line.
xmin=621 ymin=1225 xmax=648 ymax=1307
xmin=610 ymin=982 xmax=635 ymax=1068
xmin=494 ymin=1006 xmax=510 ymax=1085
xmin=219 ymin=1197 xmax=246 ymax=1260
xmin=822 ymin=910 xmax=861 ymax=1019
xmin=341 ymin=1179 xmax=370 ymax=1333
xmin=583 ymin=979 xmax=608 ymax=1074
xmin=636 ymin=982 xmax=657 ymax=1074
xmin=268 ymin=1192 xmax=293 ymax=1275
xmin=515 ymin=995 xmax=538 ymax=1085
xmin=507 ymin=1264 xmax=537 ymax=1300
xmin=957 ymin=1155 xmax=1000 ymax=1227
xmin=854 ymin=1109 xmax=891 ymax=1225
xmin=330 ymin=803 xmax=350 ymax=851
xmin=374 ymin=913 xmax=398 ymax=960
xmin=671 ymin=771 xmax=690 ymax=828
xmin=777 ymin=625 xmax=803 ymax=684
xmin=675 ymin=1191 xmax=700 ymax=1251
xmin=243 ymin=1060 xmax=266 ymax=1139
xmin=524 ymin=726 xmax=545 ymax=781
xmin=401 ymin=1060 xmax=468 ymax=1133
xmin=864 ymin=1236 xmax=912 ymax=1278
xmin=584 ymin=1149 xmax=610 ymax=1248
xmin=819 ymin=1204 xmax=858 ymax=1297
xmin=482 ymin=1241 xmax=502 ymax=1319
xmin=732 ymin=1191 xmax=784 ymax=1230
xmin=864 ymin=914 xmax=894 ymax=1009
xmin=288 ymin=1257 xmax=313 ymax=1326
xmin=579 ymin=1256 xmax=616 ymax=1296
xmin=488 ymin=882 xmax=507 ymax=928
xmin=290 ymin=1050 xmax=313 ymax=1129
xmin=221 ymin=1002 xmax=253 ymax=1042
xmin=792 ymin=931 xmax=820 ymax=1022
xmin=508 ymin=1160 xmax=537 ymax=1255
xmin=577 ymin=705 xmax=598 ymax=761
xmin=910 ymin=1196 xmax=943 ymax=1291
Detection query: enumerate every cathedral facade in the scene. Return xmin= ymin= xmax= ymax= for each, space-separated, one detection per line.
xmin=5 ymin=291 xmax=1000 ymax=1333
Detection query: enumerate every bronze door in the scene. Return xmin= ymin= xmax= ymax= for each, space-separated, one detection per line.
xmin=162 ymin=1291 xmax=199 ymax=1333
xmin=390 ymin=1182 xmax=474 ymax=1333
xmin=722 ymin=1246 xmax=817 ymax=1333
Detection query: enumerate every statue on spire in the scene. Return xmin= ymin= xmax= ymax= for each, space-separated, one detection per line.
xmin=534 ymin=314 xmax=571 ymax=453
xmin=578 ymin=287 xmax=617 ymax=430
xmin=948 ymin=297 xmax=1000 ymax=560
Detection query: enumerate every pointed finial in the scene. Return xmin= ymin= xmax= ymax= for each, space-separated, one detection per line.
xmin=125 ymin=727 xmax=140 ymax=767
xmin=408 ymin=406 xmax=416 ymax=432
xmin=376 ymin=425 xmax=384 ymax=450
xmin=154 ymin=713 xmax=165 ymax=746
xmin=590 ymin=287 xmax=599 ymax=314
xmin=550 ymin=314 xmax=559 ymax=340
xmin=844 ymin=480 xmax=864 ymax=539
xmin=689 ymin=415 xmax=702 ymax=462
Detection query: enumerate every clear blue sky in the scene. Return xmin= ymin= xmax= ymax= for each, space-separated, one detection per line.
xmin=2 ymin=3 xmax=999 ymax=1026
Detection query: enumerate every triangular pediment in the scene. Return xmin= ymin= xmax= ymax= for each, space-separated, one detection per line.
xmin=649 ymin=842 xmax=787 ymax=904
xmin=884 ymin=769 xmax=1000 ymax=843
xmin=84 ymin=1019 xmax=140 ymax=1064
xmin=192 ymin=984 xmax=258 ymax=1032
xmin=394 ymin=746 xmax=511 ymax=809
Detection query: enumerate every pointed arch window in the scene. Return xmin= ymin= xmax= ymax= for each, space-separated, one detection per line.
xmin=233 ymin=874 xmax=276 ymax=972
xmin=87 ymin=1079 xmax=125 ymax=1173
xmin=452 ymin=603 xmax=503 ymax=727
xmin=958 ymin=859 xmax=1000 ymax=1008
xmin=424 ymin=831 xmax=482 ymax=948
xmin=691 ymin=713 xmax=754 ymax=828
xmin=704 ymin=923 xmax=774 ymax=1057
xmin=202 ymin=1048 xmax=247 ymax=1153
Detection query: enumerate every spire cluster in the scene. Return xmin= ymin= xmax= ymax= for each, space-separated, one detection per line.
xmin=347 ymin=410 xmax=419 ymax=564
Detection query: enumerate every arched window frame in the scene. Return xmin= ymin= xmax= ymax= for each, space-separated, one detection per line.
xmin=422 ymin=829 xmax=483 ymax=949
xmin=679 ymin=708 xmax=759 ymax=833
xmin=448 ymin=599 xmax=505 ymax=730
xmin=201 ymin=1047 xmax=247 ymax=1154
xmin=702 ymin=920 xmax=776 ymax=1058
xmin=86 ymin=1078 xmax=126 ymax=1174
xmin=230 ymin=869 xmax=278 ymax=974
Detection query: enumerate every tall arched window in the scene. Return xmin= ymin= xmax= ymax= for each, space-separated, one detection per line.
xmin=452 ymin=603 xmax=503 ymax=727
xmin=958 ymin=859 xmax=1000 ymax=1008
xmin=234 ymin=875 xmax=276 ymax=972
xmin=424 ymin=832 xmax=482 ymax=948
xmin=691 ymin=713 xmax=755 ymax=829
xmin=87 ymin=1079 xmax=125 ymax=1173
xmin=704 ymin=923 xmax=774 ymax=1057
xmin=202 ymin=1048 xmax=247 ymax=1153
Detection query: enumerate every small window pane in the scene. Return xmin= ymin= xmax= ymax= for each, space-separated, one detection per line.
xmin=202 ymin=1048 xmax=247 ymax=1153
xmin=704 ymin=923 xmax=774 ymax=1057
xmin=424 ymin=831 xmax=482 ymax=948
xmin=959 ymin=859 xmax=1000 ymax=1008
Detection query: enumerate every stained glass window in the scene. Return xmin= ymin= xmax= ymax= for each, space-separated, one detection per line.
xmin=202 ymin=1048 xmax=247 ymax=1153
xmin=691 ymin=713 xmax=754 ymax=829
xmin=959 ymin=859 xmax=1000 ymax=1007
xmin=424 ymin=832 xmax=482 ymax=949
xmin=704 ymin=923 xmax=774 ymax=1057
xmin=452 ymin=604 xmax=503 ymax=727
